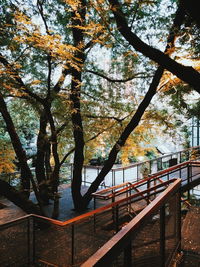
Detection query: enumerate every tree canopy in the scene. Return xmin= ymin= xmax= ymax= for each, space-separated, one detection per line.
xmin=0 ymin=0 xmax=199 ymax=215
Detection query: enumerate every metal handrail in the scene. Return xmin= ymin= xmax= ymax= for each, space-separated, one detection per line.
xmin=92 ymin=160 xmax=199 ymax=199
xmin=1 ymin=161 xmax=199 ymax=230
xmin=0 ymin=179 xmax=176 ymax=230
xmin=1 ymin=146 xmax=200 ymax=188
xmin=83 ymin=145 xmax=200 ymax=170
xmin=81 ymin=179 xmax=181 ymax=267
xmin=1 ymin=160 xmax=200 ymax=266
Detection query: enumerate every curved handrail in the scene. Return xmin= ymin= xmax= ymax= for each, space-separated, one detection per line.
xmin=81 ymin=179 xmax=181 ymax=267
xmin=1 ymin=160 xmax=199 ymax=229
xmin=83 ymin=145 xmax=200 ymax=171
xmin=92 ymin=160 xmax=197 ymax=200
xmin=0 ymin=178 xmax=178 ymax=229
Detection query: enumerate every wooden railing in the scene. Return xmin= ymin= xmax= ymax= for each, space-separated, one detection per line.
xmin=92 ymin=161 xmax=200 ymax=204
xmin=80 ymin=145 xmax=200 ymax=187
xmin=0 ymin=179 xmax=179 ymax=266
xmin=1 ymin=161 xmax=200 ymax=266
xmin=1 ymin=146 xmax=200 ymax=188
xmin=81 ymin=179 xmax=181 ymax=267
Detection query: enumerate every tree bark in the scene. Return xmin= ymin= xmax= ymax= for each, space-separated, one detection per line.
xmin=70 ymin=0 xmax=86 ymax=210
xmin=35 ymin=110 xmax=52 ymax=204
xmin=35 ymin=111 xmax=48 ymax=185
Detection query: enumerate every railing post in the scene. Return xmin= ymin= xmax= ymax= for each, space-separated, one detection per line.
xmin=147 ymin=179 xmax=150 ymax=203
xmin=112 ymin=170 xmax=114 ymax=187
xmin=32 ymin=217 xmax=35 ymax=265
xmin=27 ymin=217 xmax=31 ymax=265
xmin=124 ymin=241 xmax=132 ymax=267
xmin=160 ymin=205 xmax=165 ymax=267
xmin=176 ymin=190 xmax=181 ymax=253
xmin=115 ymin=205 xmax=119 ymax=233
xmin=84 ymin=166 xmax=86 ymax=186
xmin=123 ymin=168 xmax=125 ymax=183
xmin=71 ymin=224 xmax=75 ymax=266
xmin=150 ymin=160 xmax=152 ymax=174
xmin=187 ymin=164 xmax=191 ymax=200
xmin=93 ymin=197 xmax=96 ymax=232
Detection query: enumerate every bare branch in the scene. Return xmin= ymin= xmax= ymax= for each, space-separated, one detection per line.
xmin=85 ymin=69 xmax=152 ymax=82
xmin=86 ymin=112 xmax=133 ymax=124
xmin=59 ymin=121 xmax=121 ymax=167
xmin=37 ymin=0 xmax=50 ymax=35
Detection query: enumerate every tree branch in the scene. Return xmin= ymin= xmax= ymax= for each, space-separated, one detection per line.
xmin=85 ymin=69 xmax=152 ymax=82
xmin=108 ymin=0 xmax=200 ymax=93
xmin=83 ymin=3 xmax=187 ymax=204
xmin=0 ymin=53 xmax=45 ymax=104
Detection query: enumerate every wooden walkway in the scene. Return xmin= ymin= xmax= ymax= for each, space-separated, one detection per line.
xmin=1 ymin=161 xmax=200 ymax=266
xmin=182 ymin=206 xmax=200 ymax=254
xmin=181 ymin=206 xmax=200 ymax=266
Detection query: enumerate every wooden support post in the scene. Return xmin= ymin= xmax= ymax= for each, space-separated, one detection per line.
xmin=27 ymin=217 xmax=31 ymax=265
xmin=177 ymin=190 xmax=181 ymax=252
xmin=187 ymin=164 xmax=191 ymax=200
xmin=71 ymin=224 xmax=75 ymax=266
xmin=147 ymin=179 xmax=150 ymax=203
xmin=115 ymin=205 xmax=119 ymax=233
xmin=32 ymin=218 xmax=36 ymax=264
xmin=160 ymin=205 xmax=165 ymax=267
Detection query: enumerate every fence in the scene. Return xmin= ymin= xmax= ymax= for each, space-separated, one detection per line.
xmin=91 ymin=161 xmax=200 ymax=207
xmin=82 ymin=179 xmax=181 ymax=267
xmin=1 ymin=146 xmax=200 ymax=189
xmin=81 ymin=146 xmax=200 ymax=187
xmin=1 ymin=158 xmax=200 ymax=266
xmin=0 ymin=178 xmax=180 ymax=266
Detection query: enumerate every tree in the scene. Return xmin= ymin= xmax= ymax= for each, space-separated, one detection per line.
xmin=1 ymin=0 xmax=148 ymax=213
xmin=0 ymin=0 xmax=194 ymax=214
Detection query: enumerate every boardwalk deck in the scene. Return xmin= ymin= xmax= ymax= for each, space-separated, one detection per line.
xmin=182 ymin=207 xmax=200 ymax=254
xmin=1 ymin=161 xmax=200 ymax=266
xmin=181 ymin=206 xmax=200 ymax=266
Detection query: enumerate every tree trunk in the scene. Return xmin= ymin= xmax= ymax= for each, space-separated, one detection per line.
xmin=0 ymin=93 xmax=45 ymax=212
xmin=35 ymin=110 xmax=51 ymax=204
xmin=70 ymin=0 xmax=86 ymax=210
xmin=0 ymin=93 xmax=31 ymax=197
xmin=80 ymin=5 xmax=185 ymax=209
xmin=0 ymin=179 xmax=42 ymax=215
xmin=82 ymin=67 xmax=160 ymax=207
